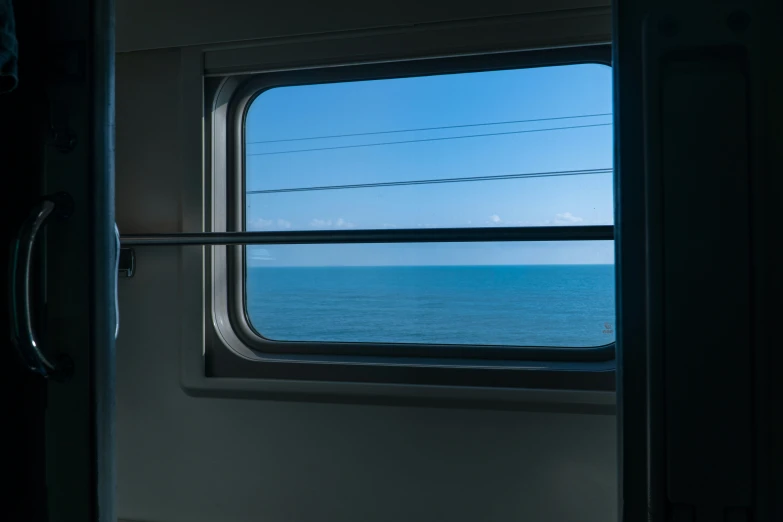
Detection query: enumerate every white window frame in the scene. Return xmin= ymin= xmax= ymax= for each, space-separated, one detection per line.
xmin=177 ymin=14 xmax=617 ymax=409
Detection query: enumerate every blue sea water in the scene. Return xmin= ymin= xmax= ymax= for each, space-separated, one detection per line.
xmin=246 ymin=265 xmax=615 ymax=347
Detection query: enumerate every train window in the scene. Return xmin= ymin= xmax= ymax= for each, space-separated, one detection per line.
xmin=206 ymin=48 xmax=616 ymax=391
xmin=240 ymin=64 xmax=613 ymax=349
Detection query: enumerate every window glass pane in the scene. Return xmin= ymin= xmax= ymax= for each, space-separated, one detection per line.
xmin=244 ymin=63 xmax=614 ymax=347
xmin=246 ymin=242 xmax=615 ymax=347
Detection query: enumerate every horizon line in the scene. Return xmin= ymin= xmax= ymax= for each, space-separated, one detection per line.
xmin=246 ymin=263 xmax=614 ymax=268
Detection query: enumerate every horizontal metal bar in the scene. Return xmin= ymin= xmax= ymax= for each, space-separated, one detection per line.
xmin=120 ymin=226 xmax=613 ymax=247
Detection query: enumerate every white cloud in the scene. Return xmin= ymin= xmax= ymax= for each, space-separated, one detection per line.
xmin=310 ymin=217 xmax=354 ymax=229
xmin=248 ymin=248 xmax=273 ymax=261
xmin=248 ymin=217 xmax=292 ymax=230
xmin=553 ymin=212 xmax=584 ymax=225
xmin=248 ymin=218 xmax=273 ymax=230
xmin=336 ymin=218 xmax=355 ymax=228
xmin=489 ymin=214 xmax=502 ymax=224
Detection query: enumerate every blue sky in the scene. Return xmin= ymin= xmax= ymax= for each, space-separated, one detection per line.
xmin=244 ymin=63 xmax=613 ymax=266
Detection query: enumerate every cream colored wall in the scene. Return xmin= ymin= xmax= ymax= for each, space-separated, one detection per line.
xmin=115 ymin=2 xmax=616 ymax=521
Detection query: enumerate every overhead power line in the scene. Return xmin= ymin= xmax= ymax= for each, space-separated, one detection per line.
xmin=247 ymin=122 xmax=612 ymax=157
xmin=246 ymin=167 xmax=613 ymax=195
xmin=246 ymin=113 xmax=612 ymax=145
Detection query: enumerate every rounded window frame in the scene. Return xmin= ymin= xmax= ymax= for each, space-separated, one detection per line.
xmin=204 ymin=45 xmax=617 ymax=391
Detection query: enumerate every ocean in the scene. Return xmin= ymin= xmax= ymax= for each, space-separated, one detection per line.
xmin=246 ymin=265 xmax=615 ymax=347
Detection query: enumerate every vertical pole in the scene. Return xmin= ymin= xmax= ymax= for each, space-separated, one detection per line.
xmin=90 ymin=0 xmax=116 ymax=521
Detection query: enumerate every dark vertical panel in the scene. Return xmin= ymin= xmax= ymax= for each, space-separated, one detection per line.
xmin=616 ymin=2 xmax=779 ymax=521
xmin=0 ymin=0 xmax=50 ymax=520
xmin=659 ymin=51 xmax=753 ymax=516
xmin=613 ymin=2 xmax=649 ymax=522
xmin=41 ymin=0 xmax=115 ymax=521
xmin=752 ymin=1 xmax=783 ymax=520
xmin=621 ymin=1 xmax=783 ymax=519
xmin=90 ymin=0 xmax=116 ymax=521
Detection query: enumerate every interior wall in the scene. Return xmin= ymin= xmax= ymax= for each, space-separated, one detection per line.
xmin=115 ymin=45 xmax=617 ymax=522
xmin=116 ymin=0 xmax=610 ymax=52
xmin=115 ymin=4 xmax=617 ymax=520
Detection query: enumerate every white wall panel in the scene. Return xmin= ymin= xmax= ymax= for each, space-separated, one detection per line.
xmin=116 ymin=44 xmax=617 ymax=522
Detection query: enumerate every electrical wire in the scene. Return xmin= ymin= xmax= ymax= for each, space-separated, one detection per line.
xmin=246 ymin=167 xmax=612 ymax=195
xmin=248 ymin=123 xmax=611 ymax=157
xmin=246 ymin=113 xmax=612 ymax=145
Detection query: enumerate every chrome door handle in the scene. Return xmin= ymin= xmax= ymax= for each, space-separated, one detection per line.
xmin=8 ymin=193 xmax=74 ymax=377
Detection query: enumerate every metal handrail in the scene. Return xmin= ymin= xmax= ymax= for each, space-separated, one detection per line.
xmin=120 ymin=225 xmax=613 ymax=247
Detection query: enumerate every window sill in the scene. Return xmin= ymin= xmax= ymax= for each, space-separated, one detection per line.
xmin=181 ymin=365 xmax=617 ymax=414
xmin=182 ymin=315 xmax=615 ymax=412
